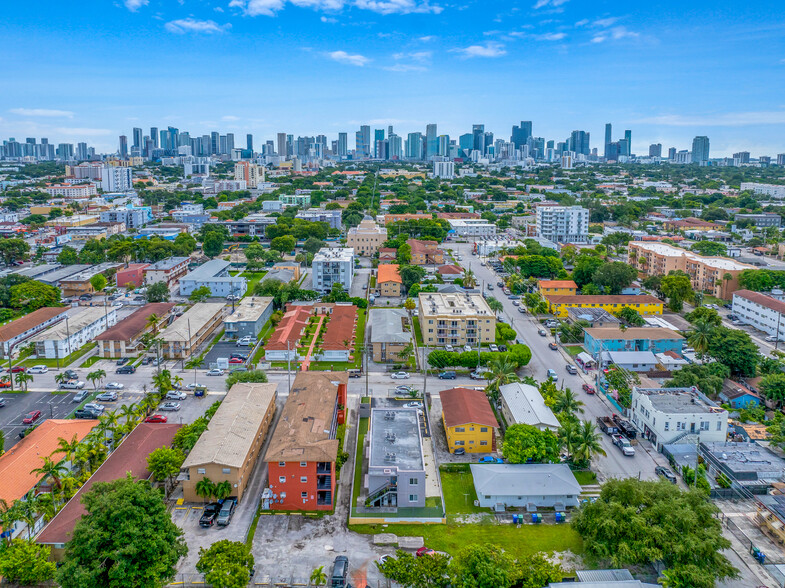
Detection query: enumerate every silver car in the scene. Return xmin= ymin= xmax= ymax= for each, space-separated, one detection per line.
xmin=159 ymin=402 xmax=181 ymax=411
xmin=166 ymin=390 xmax=187 ymax=400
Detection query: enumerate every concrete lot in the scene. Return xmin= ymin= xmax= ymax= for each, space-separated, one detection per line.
xmin=201 ymin=341 xmax=244 ymax=369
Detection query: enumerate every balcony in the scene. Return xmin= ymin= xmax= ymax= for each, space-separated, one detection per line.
xmin=317 ymin=477 xmax=332 ymax=491
xmin=316 ymin=462 xmax=332 ymax=474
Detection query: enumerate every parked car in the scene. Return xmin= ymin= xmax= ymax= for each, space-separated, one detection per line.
xmin=144 ymin=414 xmax=168 ymax=423
xmin=546 ymin=368 xmax=558 ymax=381
xmin=95 ymin=391 xmax=118 ymax=402
xmin=486 ymin=284 xmax=493 ymax=290
xmin=159 ymin=402 xmax=181 ymax=411
xmin=105 ymin=382 xmax=124 ymax=390
xmin=166 ymin=390 xmax=187 ymax=400
xmin=22 ymin=410 xmax=42 ymax=424
xmin=470 ymin=371 xmax=486 ymax=380
xmin=582 ymin=383 xmax=596 ymax=394
xmin=391 ymin=372 xmax=410 ymax=379
xmin=416 ymin=547 xmax=436 ymax=557
xmin=0 ymin=379 xmax=11 ymax=388
xmin=84 ymin=403 xmax=105 ymax=414
xmin=548 ymin=342 xmax=558 ymax=350
xmin=438 ymin=371 xmax=456 ymax=380
xmin=477 ymin=456 xmax=503 ymax=464
xmin=395 ymin=385 xmax=416 ymax=393
xmin=116 ymin=365 xmax=136 ymax=374
xmin=207 ymin=368 xmax=224 ymax=376
xmin=237 ymin=336 xmax=253 ymax=346
xmin=228 ymin=357 xmax=244 ymax=364
xmin=403 ymin=402 xmax=423 ymax=409
xmin=453 ymin=447 xmax=465 ymax=456
xmin=512 ymin=300 xmax=520 ymax=307
xmin=544 ymin=320 xmax=559 ymax=328
xmin=463 ymin=345 xmax=472 ymax=352
xmin=331 ymin=556 xmax=349 ymax=588
xmin=64 ymin=370 xmax=78 ymax=380
xmin=347 ymin=369 xmax=362 ymax=378
xmin=498 ymin=345 xmax=507 ymax=352
xmin=79 ymin=294 xmax=93 ymax=301
xmin=655 ymin=466 xmax=677 ymax=484
xmin=199 ymin=503 xmax=221 ymax=527
xmin=538 ymin=329 xmax=547 ymax=336
xmin=60 ymin=380 xmax=85 ymax=390
xmin=9 ymin=366 xmax=26 ymax=373
xmin=445 ymin=345 xmax=454 ymax=352
xmin=72 ymin=390 xmax=90 ymax=403
xmin=489 ymin=344 xmax=499 ymax=352
xmin=230 ymin=353 xmax=248 ymax=360
xmin=566 ymin=364 xmax=577 ymax=375
xmin=226 ymin=294 xmax=240 ymax=301
xmin=141 ymin=357 xmax=151 ymax=366
xmin=27 ymin=365 xmax=48 ymax=374
xmin=0 ymin=398 xmax=5 ymax=408
xmin=517 ymin=307 xmax=526 ymax=314
xmin=73 ymin=409 xmax=97 ymax=419
xmin=116 ymin=358 xmax=128 ymax=366
xmin=186 ymin=382 xmax=205 ymax=391
xmin=612 ymin=433 xmax=635 ymax=456
xmin=216 ymin=497 xmax=237 ymax=526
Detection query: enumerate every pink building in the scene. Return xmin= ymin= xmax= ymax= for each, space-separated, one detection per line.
xmin=115 ymin=263 xmax=150 ymax=288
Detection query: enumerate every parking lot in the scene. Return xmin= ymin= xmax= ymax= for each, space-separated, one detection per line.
xmin=150 ymin=391 xmax=226 ymax=425
xmin=1 ymin=392 xmax=77 ymax=449
xmin=201 ymin=341 xmax=249 ymax=369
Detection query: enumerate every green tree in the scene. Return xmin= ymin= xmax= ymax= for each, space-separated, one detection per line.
xmin=484 ymin=355 xmax=520 ymax=403
xmin=30 ymin=456 xmax=69 ymax=496
xmin=86 ymin=369 xmax=106 ymax=392
xmin=687 ymin=319 xmax=716 ymax=359
xmin=0 ymin=539 xmax=56 ymax=586
xmin=684 ymin=306 xmax=722 ymax=327
xmin=665 ymin=363 xmax=729 ymax=397
xmin=660 ymin=272 xmax=693 ymax=312
xmin=378 ymin=550 xmax=450 ymax=588
xmin=501 ymin=424 xmax=560 ymax=464
xmin=592 ymin=262 xmax=638 ymax=295
xmin=707 ymin=327 xmax=759 ymax=377
xmin=0 ymin=239 xmax=30 ymax=266
xmin=189 ymin=285 xmax=213 ymax=303
xmin=57 ymin=246 xmax=79 ymax=265
xmin=517 ymin=552 xmax=564 ymax=588
xmin=57 ymin=475 xmax=187 ymax=588
xmin=397 ymin=242 xmax=412 ymax=264
xmin=270 ymin=235 xmax=296 ymax=253
xmin=147 ymin=446 xmax=185 ymax=495
xmin=196 ymin=540 xmax=255 ymax=588
xmin=146 ymin=281 xmax=170 ymax=303
xmin=572 ymin=420 xmax=606 ymax=466
xmin=310 ymin=565 xmax=327 ymax=586
xmin=303 ymin=237 xmax=325 ymax=255
xmin=225 ymin=369 xmax=268 ymax=391
xmin=691 ymin=241 xmax=727 ymax=257
xmin=203 ymin=232 xmax=224 ymax=257
xmin=572 ymin=478 xmax=737 ymax=588
xmin=89 ymin=273 xmax=107 ymax=293
xmin=759 ymin=373 xmax=785 ymax=406
xmin=613 ymin=306 xmax=646 ymax=326
xmin=10 ymin=280 xmax=61 ymax=311
xmin=572 ymin=254 xmax=604 ymax=288
xmin=195 ymin=477 xmax=216 ymax=502
xmin=486 ymin=296 xmax=504 ymax=316
xmin=553 ymin=388 xmax=584 ymax=419
xmin=450 ymin=544 xmax=517 ymax=588
xmin=14 ymin=371 xmax=33 ymax=391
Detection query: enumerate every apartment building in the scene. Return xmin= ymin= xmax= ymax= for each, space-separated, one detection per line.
xmin=99 ymin=207 xmax=150 ymax=229
xmin=735 ymin=213 xmax=782 ymax=228
xmin=159 ymin=303 xmax=226 ymax=359
xmin=535 ymin=205 xmax=589 ymax=243
xmin=407 ymin=239 xmax=445 ymax=265
xmin=179 ymin=259 xmax=247 ymax=298
xmin=628 ymin=241 xmax=756 ymax=299
xmin=369 ymin=309 xmax=411 ymax=363
xmin=732 ymin=290 xmax=785 ymax=339
xmin=58 ymin=263 xmax=122 ymax=297
xmin=418 ymin=292 xmax=496 ymax=347
xmin=234 ymin=161 xmax=264 ymax=188
xmin=296 ymin=208 xmax=342 ymax=230
xmin=547 ymin=294 xmax=663 ymax=318
xmin=312 ymin=247 xmax=354 ymax=293
xmin=0 ymin=307 xmax=69 ymax=358
xmin=44 ymin=184 xmax=98 ymax=198
xmin=538 ymin=279 xmax=578 ymax=298
xmin=583 ymin=327 xmax=685 ymax=356
xmin=31 ymin=307 xmax=118 ymax=359
xmin=223 ymin=296 xmax=274 ymax=339
xmin=441 ymin=387 xmax=498 ymax=454
xmin=144 ymin=257 xmax=190 ymax=287
xmin=279 ymin=194 xmax=311 ymax=208
xmin=740 ymin=182 xmax=785 ymax=199
xmin=377 ymin=264 xmax=402 ymax=297
xmin=264 ymin=373 xmax=347 ymax=511
xmin=346 ymin=217 xmax=387 ymax=256
xmin=115 ymin=263 xmax=149 ymax=288
xmin=95 ymin=303 xmax=176 ymax=358
xmin=182 ymin=383 xmax=277 ymax=502
xmin=446 ymin=218 xmax=497 ymax=237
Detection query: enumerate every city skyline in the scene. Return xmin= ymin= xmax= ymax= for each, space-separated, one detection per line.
xmin=2 ymin=0 xmax=785 ymax=155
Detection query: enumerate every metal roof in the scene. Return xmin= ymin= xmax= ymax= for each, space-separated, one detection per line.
xmin=470 ymin=464 xmax=581 ymax=498
xmin=369 ymin=309 xmax=411 ymax=344
xmin=499 ymin=383 xmax=560 ymax=429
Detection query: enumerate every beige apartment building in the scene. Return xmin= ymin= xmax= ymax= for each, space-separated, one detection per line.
xmin=346 ymin=217 xmax=387 ymax=256
xmin=181 ymin=383 xmax=277 ymax=502
xmin=628 ymin=241 xmax=756 ymax=299
xmin=159 ymin=302 xmax=226 ymax=359
xmin=418 ymin=293 xmax=496 ymax=348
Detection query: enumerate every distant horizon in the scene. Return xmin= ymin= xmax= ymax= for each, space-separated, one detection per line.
xmin=3 ymin=0 xmax=785 ymax=156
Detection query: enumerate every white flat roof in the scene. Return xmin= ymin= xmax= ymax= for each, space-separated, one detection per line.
xmin=632 ymin=241 xmax=755 ymax=271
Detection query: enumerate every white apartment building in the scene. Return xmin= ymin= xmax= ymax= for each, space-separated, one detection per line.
xmin=179 ymin=259 xmax=247 ymax=297
xmin=44 ymin=184 xmax=98 ymax=198
xmin=732 ymin=290 xmax=785 ymax=339
xmin=630 ymin=387 xmax=728 ymax=450
xmin=100 ymin=166 xmax=133 ymax=192
xmin=433 ymin=161 xmax=455 ymax=179
xmin=234 ymin=161 xmax=264 ymax=188
xmin=312 ymin=247 xmax=354 ymax=293
xmin=446 ymin=218 xmax=497 ymax=237
xmin=31 ymin=307 xmax=118 ymax=359
xmin=740 ymin=182 xmax=785 ymax=199
xmin=536 ymin=205 xmax=589 ymax=243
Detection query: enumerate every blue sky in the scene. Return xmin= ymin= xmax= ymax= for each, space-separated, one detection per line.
xmin=2 ymin=0 xmax=785 ymax=156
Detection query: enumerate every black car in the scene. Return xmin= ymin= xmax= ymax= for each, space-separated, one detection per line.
xmin=655 ymin=466 xmax=677 ymax=484
xmin=116 ymin=358 xmax=128 ymax=366
xmin=498 ymin=345 xmax=507 ymax=352
xmin=116 ymin=365 xmax=136 ymax=374
xmin=438 ymin=371 xmax=456 ymax=380
xmin=199 ymin=502 xmax=221 ymax=527
xmin=73 ymin=409 xmax=98 ymax=419
xmin=79 ymin=293 xmax=93 ymax=301
xmin=64 ymin=370 xmax=78 ymax=380
xmin=133 ymin=295 xmax=145 ymax=301
xmin=496 ymin=281 xmax=504 ymax=287
xmin=216 ymin=497 xmax=237 ymax=526
xmin=230 ymin=353 xmax=248 ymax=360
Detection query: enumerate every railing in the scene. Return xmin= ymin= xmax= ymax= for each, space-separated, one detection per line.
xmin=365 ymin=481 xmax=397 ymax=506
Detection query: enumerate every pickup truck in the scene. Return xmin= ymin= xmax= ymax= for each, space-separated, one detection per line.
xmin=596 ymin=416 xmax=619 ymax=436
xmin=612 ymin=434 xmax=635 ymax=456
xmin=612 ymin=414 xmax=637 ymax=440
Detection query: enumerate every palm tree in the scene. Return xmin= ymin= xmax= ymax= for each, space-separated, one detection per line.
xmin=572 ymin=420 xmax=606 ymax=466
xmin=687 ymin=318 xmax=715 ymax=360
xmin=195 ymin=477 xmax=215 ymax=503
xmin=86 ymin=369 xmax=106 ymax=392
xmin=398 ymin=342 xmax=414 ymax=364
xmin=99 ymin=412 xmax=121 ymax=444
xmin=484 ymin=355 xmax=520 ymax=403
xmin=14 ymin=371 xmax=33 ymax=391
xmin=30 ymin=456 xmax=69 ymax=496
xmin=310 ymin=566 xmax=327 ymax=587
xmin=553 ymin=388 xmax=585 ymax=419
xmin=32 ymin=492 xmax=56 ymax=523
xmin=118 ymin=403 xmax=140 ymax=435
xmin=51 ymin=434 xmax=81 ymax=464
xmin=487 ymin=297 xmax=504 ymax=316
xmin=58 ymin=475 xmax=80 ymax=502
xmin=558 ymin=419 xmax=579 ymax=460
xmin=463 ymin=268 xmax=477 ymax=289
xmin=54 ymin=372 xmax=68 ymax=387
xmin=214 ymin=480 xmax=232 ymax=501
xmin=146 ymin=313 xmax=160 ymax=336
xmin=153 ymin=369 xmax=173 ymax=397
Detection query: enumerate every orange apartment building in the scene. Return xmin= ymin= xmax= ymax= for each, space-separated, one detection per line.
xmin=538 ymin=279 xmax=578 ymax=297
xmin=662 ymin=217 xmax=721 ymax=232
xmin=377 ymin=264 xmax=403 ymax=297
xmin=628 ymin=241 xmax=756 ymax=299
xmin=384 ymin=213 xmax=432 ymax=225
xmin=407 ymin=239 xmax=445 ymax=265
xmin=264 ymin=372 xmax=348 ymax=511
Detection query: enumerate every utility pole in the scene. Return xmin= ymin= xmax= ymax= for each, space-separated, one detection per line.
xmin=286 ymin=340 xmax=292 ymax=394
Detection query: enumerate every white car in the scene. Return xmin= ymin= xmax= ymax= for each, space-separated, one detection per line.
xmin=83 ymin=403 xmax=105 ymax=414
xmin=395 ymin=385 xmax=416 ymax=393
xmin=463 ymin=345 xmax=472 ymax=352
xmin=27 ymin=365 xmax=48 ymax=374
xmin=489 ymin=344 xmax=499 ymax=352
xmin=445 ymin=345 xmax=454 ymax=352
xmin=166 ymin=390 xmax=187 ymax=400
xmin=403 ymin=401 xmax=423 ymax=409
xmin=207 ymin=368 xmax=224 ymax=376
xmin=105 ymin=382 xmax=124 ymax=390
xmin=159 ymin=402 xmax=181 ymax=411
xmin=186 ymin=382 xmax=205 ymax=390
xmin=390 ymin=372 xmax=410 ymax=379
xmin=237 ymin=336 xmax=253 ymax=346
xmin=95 ymin=391 xmax=118 ymax=402
xmin=60 ymin=380 xmax=85 ymax=390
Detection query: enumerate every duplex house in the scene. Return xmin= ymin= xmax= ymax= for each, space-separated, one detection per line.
xmin=441 ymin=387 xmax=498 ymax=454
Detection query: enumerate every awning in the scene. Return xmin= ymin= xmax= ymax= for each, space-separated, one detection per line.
xmin=577 ymin=352 xmax=595 ymax=366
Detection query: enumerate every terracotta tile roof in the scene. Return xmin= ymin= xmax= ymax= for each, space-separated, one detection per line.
xmin=0 ymin=307 xmax=69 ymax=343
xmin=734 ymin=290 xmax=785 ymax=315
xmin=94 ymin=303 xmax=176 ymax=342
xmin=0 ymin=419 xmax=97 ymax=505
xmin=548 ymin=294 xmax=663 ymax=305
xmin=440 ymin=387 xmax=498 ymax=429
xmin=538 ymin=280 xmax=578 ymax=289
xmin=265 ymin=305 xmax=311 ymax=351
xmin=322 ymin=305 xmax=357 ymax=351
xmin=377 ymin=264 xmax=402 ymax=284
xmin=438 ymin=264 xmax=462 ymax=275
xmin=407 ymin=239 xmax=440 ymax=254
xmin=264 ymin=373 xmax=346 ymax=463
xmin=36 ymin=423 xmax=180 ymax=546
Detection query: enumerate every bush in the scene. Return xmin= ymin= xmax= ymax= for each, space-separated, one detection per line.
xmin=428 ymin=344 xmax=531 ymax=369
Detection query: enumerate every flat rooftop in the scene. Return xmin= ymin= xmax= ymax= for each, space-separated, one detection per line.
xmin=636 ymin=387 xmax=723 ymax=415
xmin=313 ymin=247 xmax=354 ymax=262
xmin=631 ymin=241 xmax=756 ymax=272
xmin=181 ymin=259 xmax=236 ymax=281
xmin=702 ymin=441 xmax=785 ymax=475
xmin=146 ymin=257 xmax=189 ymax=271
xmin=369 ymin=309 xmax=410 ymax=344
xmin=160 ymin=303 xmax=226 ymax=342
xmin=418 ymin=292 xmax=494 ymax=317
xmin=36 ymin=264 xmax=92 ymax=285
xmin=369 ymin=408 xmax=424 ymax=472
xmin=223 ymin=297 xmax=274 ymax=324
xmin=59 ymin=263 xmax=121 ymax=283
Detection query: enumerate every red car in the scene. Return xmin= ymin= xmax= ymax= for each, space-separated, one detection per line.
xmin=416 ymin=547 xmax=436 ymax=557
xmin=22 ymin=410 xmax=42 ymax=424
xmin=10 ymin=366 xmax=26 ymax=373
xmin=228 ymin=357 xmax=244 ymax=364
xmin=582 ymin=384 xmax=596 ymax=395
xmin=144 ymin=414 xmax=168 ymax=423
xmin=548 ymin=342 xmax=558 ymax=350
xmin=0 ymin=379 xmax=11 ymax=388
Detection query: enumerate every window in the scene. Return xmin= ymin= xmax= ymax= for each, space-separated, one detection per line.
xmin=677 ymin=422 xmax=684 ymax=431
xmin=700 ymin=421 xmax=709 ymax=431
xmin=664 ymin=422 xmax=670 ymax=431
xmin=197 ymin=468 xmax=206 ymax=474
xmin=409 ymin=494 xmax=418 ymax=502
xmin=455 ymin=441 xmax=465 ymax=446
xmin=480 ymin=441 xmax=488 ymax=446
xmin=480 ymin=427 xmax=488 ymax=433
xmin=300 ymin=462 xmax=307 ymax=467
xmin=222 ymin=468 xmax=231 ymax=474
xmin=717 ymin=420 xmax=723 ymax=431
xmin=409 ymin=478 xmax=418 ymax=485
xmin=301 ymin=492 xmax=308 ymax=499
xmin=455 ymin=427 xmax=465 ymax=432
xmin=279 ymin=476 xmax=286 ymax=483
xmin=279 ymin=461 xmax=286 ymax=467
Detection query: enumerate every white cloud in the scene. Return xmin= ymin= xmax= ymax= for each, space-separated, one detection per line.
xmin=229 ymin=0 xmax=441 ymax=16
xmin=633 ymin=111 xmax=785 ymax=127
xmin=165 ymin=18 xmax=231 ymax=33
xmin=327 ymin=50 xmax=370 ymax=66
xmin=574 ymin=18 xmax=588 ymax=26
xmin=537 ymin=32 xmax=566 ymax=41
xmin=9 ymin=108 xmax=74 ymax=118
xmin=418 ymin=35 xmax=435 ymax=41
xmin=453 ymin=42 xmax=506 ymax=58
xmin=123 ymin=0 xmax=149 ymax=11
xmin=590 ymin=35 xmax=606 ymax=43
xmin=384 ymin=63 xmax=427 ymax=72
xmin=321 ymin=15 xmax=338 ymax=22
xmin=533 ymin=0 xmax=568 ymax=9
xmin=591 ymin=26 xmax=638 ymax=43
xmin=592 ymin=17 xmax=619 ymax=27
xmin=393 ymin=50 xmax=431 ymax=61
xmin=354 ymin=0 xmax=442 ymax=14
xmin=221 ymin=115 xmax=240 ymax=121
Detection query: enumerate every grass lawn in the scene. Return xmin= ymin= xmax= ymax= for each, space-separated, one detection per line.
xmin=241 ymin=271 xmax=268 ymax=297
xmin=412 ymin=316 xmax=425 ymax=347
xmin=369 ymin=276 xmax=376 ymax=288
xmin=310 ymin=308 xmax=366 ymax=371
xmin=349 ymin=522 xmax=583 ymax=560
xmin=564 ymin=346 xmax=585 ymax=357
xmin=80 ymin=355 xmax=105 ymax=368
xmin=19 ymin=343 xmax=97 ymax=368
xmin=573 ymin=470 xmax=597 ymax=485
xmin=351 ymin=417 xmax=369 ymax=511
xmin=440 ymin=465 xmax=483 ymax=514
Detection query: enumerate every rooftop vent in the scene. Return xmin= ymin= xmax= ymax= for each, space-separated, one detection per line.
xmin=384 ymin=452 xmax=397 ymax=463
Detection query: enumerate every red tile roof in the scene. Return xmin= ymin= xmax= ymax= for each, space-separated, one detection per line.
xmin=438 ymin=264 xmax=463 ymax=275
xmin=377 ymin=264 xmax=402 ymax=284
xmin=94 ymin=303 xmax=176 ymax=342
xmin=266 ymin=306 xmax=311 ymax=351
xmin=0 ymin=307 xmax=69 ymax=343
xmin=539 ymin=280 xmax=578 ymax=289
xmin=548 ymin=294 xmax=663 ymax=305
xmin=322 ymin=305 xmax=357 ymax=351
xmin=440 ymin=387 xmax=498 ymax=429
